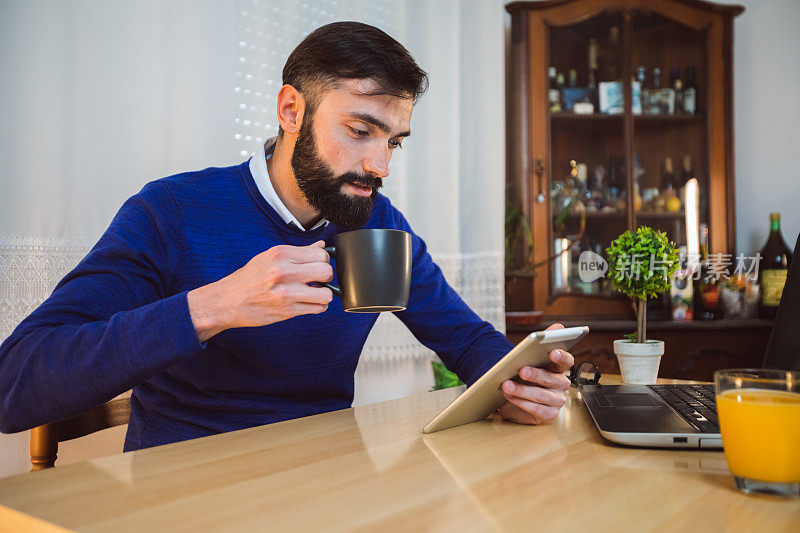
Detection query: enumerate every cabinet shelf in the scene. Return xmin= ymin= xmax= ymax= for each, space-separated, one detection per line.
xmin=551 ymin=112 xmax=703 ymax=123
xmin=634 ymin=112 xmax=704 ymax=124
xmin=636 ymin=210 xmax=686 ymax=219
xmin=551 ymin=112 xmax=623 ymax=122
xmin=556 ymin=211 xmax=626 ymax=219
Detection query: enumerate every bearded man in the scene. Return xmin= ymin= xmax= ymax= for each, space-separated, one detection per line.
xmin=0 ymin=22 xmax=573 ymax=450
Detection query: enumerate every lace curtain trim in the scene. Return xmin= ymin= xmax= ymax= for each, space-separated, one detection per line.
xmin=0 ymin=237 xmax=92 ymax=340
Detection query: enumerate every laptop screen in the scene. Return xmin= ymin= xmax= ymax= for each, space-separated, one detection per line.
xmin=763 ymin=232 xmax=800 ymax=371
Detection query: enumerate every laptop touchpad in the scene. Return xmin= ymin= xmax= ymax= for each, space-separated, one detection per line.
xmin=604 ymin=394 xmax=661 ymax=407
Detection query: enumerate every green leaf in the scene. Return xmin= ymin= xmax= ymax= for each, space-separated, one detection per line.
xmin=505 ymin=205 xmax=520 ymax=226
xmin=432 ymin=361 xmax=464 ymax=390
xmin=522 ymin=217 xmax=533 ymax=246
xmin=553 ymin=198 xmax=574 ymax=227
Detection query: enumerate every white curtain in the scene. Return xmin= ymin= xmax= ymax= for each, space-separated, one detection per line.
xmin=0 ymin=0 xmax=505 ymax=475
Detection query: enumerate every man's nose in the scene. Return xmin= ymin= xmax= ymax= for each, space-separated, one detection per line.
xmin=362 ymin=147 xmax=390 ymax=179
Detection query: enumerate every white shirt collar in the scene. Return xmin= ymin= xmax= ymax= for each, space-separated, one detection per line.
xmin=249 ymin=137 xmax=328 ymax=231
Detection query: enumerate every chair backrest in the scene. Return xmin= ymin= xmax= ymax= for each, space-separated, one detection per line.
xmin=30 ymin=397 xmax=131 ymax=471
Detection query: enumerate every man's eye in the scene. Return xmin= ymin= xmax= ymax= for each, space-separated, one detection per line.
xmin=349 ymin=127 xmax=368 ymax=137
xmin=389 ymin=140 xmax=403 ymax=149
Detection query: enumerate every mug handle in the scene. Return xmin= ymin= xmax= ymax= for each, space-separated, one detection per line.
xmin=318 ymin=246 xmax=341 ymax=298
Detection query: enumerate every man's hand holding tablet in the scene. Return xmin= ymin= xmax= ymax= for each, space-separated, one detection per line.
xmin=497 ymin=323 xmax=575 ymax=425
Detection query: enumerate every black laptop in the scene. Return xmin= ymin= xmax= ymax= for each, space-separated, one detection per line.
xmin=580 ymin=233 xmax=800 ymax=448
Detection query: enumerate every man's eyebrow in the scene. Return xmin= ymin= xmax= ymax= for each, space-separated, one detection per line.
xmin=346 ymin=112 xmax=411 ymax=138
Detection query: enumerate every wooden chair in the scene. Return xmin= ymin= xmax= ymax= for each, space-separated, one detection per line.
xmin=30 ymin=397 xmax=131 ymax=471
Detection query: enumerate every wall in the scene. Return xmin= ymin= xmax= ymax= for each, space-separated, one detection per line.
xmin=720 ymin=0 xmax=800 ymax=254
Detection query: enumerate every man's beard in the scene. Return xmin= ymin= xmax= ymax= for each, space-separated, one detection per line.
xmin=291 ymin=113 xmax=382 ymax=230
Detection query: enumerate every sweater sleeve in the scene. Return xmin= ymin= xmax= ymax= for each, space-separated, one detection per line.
xmin=0 ymin=182 xmax=204 ymax=434
xmin=390 ymin=209 xmax=513 ymax=386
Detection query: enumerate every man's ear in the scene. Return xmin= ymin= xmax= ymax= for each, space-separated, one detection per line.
xmin=276 ymin=84 xmax=306 ymax=135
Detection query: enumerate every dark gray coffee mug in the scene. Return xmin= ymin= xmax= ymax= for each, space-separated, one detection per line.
xmin=320 ymin=229 xmax=412 ymax=313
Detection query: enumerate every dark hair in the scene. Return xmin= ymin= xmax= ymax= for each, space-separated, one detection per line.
xmin=282 ymin=21 xmax=428 ymax=115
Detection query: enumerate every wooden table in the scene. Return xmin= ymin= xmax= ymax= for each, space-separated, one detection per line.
xmin=1 ymin=378 xmax=798 ymax=532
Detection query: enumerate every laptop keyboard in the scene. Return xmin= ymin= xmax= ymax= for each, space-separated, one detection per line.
xmin=648 ymin=384 xmax=720 ymax=433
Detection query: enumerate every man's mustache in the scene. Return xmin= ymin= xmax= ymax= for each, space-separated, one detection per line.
xmin=339 ymin=172 xmax=383 ymax=191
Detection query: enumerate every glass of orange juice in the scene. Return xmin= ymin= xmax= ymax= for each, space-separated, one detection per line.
xmin=715 ymin=369 xmax=800 ymax=497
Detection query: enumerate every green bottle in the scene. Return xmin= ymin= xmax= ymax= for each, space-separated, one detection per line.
xmin=759 ymin=213 xmax=792 ymax=319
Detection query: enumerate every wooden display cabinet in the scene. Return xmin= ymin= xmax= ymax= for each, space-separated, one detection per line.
xmin=504 ymin=0 xmax=763 ymax=380
xmin=505 ymin=0 xmax=743 ymax=321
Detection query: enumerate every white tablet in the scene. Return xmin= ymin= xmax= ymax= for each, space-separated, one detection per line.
xmin=422 ymin=326 xmax=589 ymax=433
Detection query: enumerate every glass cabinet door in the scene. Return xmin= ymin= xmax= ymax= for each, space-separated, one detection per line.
xmin=548 ymin=12 xmax=626 ymax=297
xmin=631 ymin=12 xmax=709 ymax=258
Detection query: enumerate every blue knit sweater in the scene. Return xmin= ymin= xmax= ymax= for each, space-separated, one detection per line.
xmin=0 ymin=161 xmax=512 ymax=450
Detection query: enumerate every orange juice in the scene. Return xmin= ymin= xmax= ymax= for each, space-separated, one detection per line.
xmin=716 ymin=388 xmax=800 ymax=483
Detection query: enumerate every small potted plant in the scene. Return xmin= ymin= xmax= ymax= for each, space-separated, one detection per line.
xmin=605 ymin=226 xmax=679 ymax=384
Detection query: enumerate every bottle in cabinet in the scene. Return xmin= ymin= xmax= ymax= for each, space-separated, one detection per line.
xmin=660 ymin=157 xmax=677 ymax=199
xmin=759 ymin=213 xmax=792 ymax=319
xmin=660 ymin=157 xmax=682 ymax=213
xmin=568 ymin=69 xmax=578 ymax=89
xmin=549 ymin=67 xmax=561 ymax=113
xmin=683 ymin=66 xmax=696 ymax=114
xmin=606 ymin=156 xmax=625 ymax=211
xmin=694 ymin=223 xmax=720 ymax=320
xmin=556 ymin=72 xmax=565 ymax=111
xmin=632 ymin=153 xmax=644 ymax=212
xmin=652 ymin=67 xmax=662 ymax=90
xmin=589 ymin=164 xmax=606 ymax=211
xmin=645 ymin=68 xmax=660 ymax=114
xmin=671 ymin=246 xmax=694 ymax=321
xmin=599 ymin=26 xmax=620 ymax=82
xmin=678 ymin=154 xmax=695 ymax=208
xmin=680 ymin=154 xmax=694 ymax=186
xmin=636 ymin=66 xmax=648 ymax=113
xmin=588 ymin=38 xmax=599 ymax=89
xmin=647 ymin=67 xmax=675 ymax=114
xmin=670 ymin=67 xmax=683 ymax=113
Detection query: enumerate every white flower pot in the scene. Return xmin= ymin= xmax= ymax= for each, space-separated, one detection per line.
xmin=613 ymin=340 xmax=665 ymax=385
